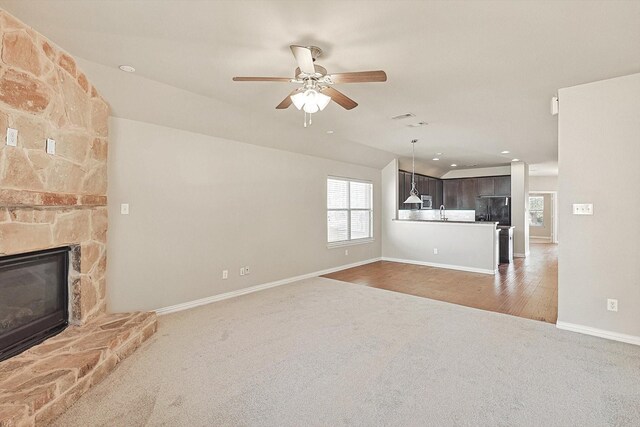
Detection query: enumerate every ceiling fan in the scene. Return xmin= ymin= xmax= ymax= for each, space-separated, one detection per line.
xmin=233 ymin=45 xmax=387 ymax=125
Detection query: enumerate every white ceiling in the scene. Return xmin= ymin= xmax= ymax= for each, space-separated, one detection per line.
xmin=3 ymin=0 xmax=639 ymax=174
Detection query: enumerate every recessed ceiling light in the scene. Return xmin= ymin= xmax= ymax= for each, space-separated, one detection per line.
xmin=119 ymin=65 xmax=136 ymax=73
xmin=432 ymin=157 xmax=440 ymax=161
xmin=326 ymin=130 xmax=334 ymax=134
xmin=450 ymin=164 xmax=457 ymax=167
xmin=512 ymin=158 xmax=520 ymax=162
xmin=501 ymin=150 xmax=510 ymax=154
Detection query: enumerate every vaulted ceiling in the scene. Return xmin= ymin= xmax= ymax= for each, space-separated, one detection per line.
xmin=3 ymin=0 xmax=639 ymax=174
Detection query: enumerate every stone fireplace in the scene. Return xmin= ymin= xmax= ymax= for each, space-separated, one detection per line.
xmin=0 ymin=10 xmax=156 ymax=425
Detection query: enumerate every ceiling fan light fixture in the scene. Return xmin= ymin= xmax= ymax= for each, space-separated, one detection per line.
xmin=303 ymin=102 xmax=319 ymax=114
xmin=233 ymin=44 xmax=386 ymax=127
xmin=291 ymin=89 xmax=332 ymax=114
xmin=316 ymin=92 xmax=331 ymax=110
xmin=290 ymin=92 xmax=306 ymax=110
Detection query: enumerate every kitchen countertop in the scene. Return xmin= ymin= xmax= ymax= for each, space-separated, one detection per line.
xmin=393 ymin=219 xmax=500 ymax=226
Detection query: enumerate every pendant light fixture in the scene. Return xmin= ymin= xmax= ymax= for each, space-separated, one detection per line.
xmin=404 ymin=139 xmax=422 ymax=204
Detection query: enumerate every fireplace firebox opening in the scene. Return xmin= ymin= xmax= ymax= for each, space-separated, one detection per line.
xmin=0 ymin=247 xmax=70 ymax=361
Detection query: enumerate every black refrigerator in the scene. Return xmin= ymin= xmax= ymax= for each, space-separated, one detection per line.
xmin=475 ymin=197 xmax=511 ymax=225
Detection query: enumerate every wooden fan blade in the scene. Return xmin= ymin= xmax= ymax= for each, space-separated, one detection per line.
xmin=328 ymin=70 xmax=387 ymax=83
xmin=290 ymin=45 xmax=315 ymax=74
xmin=322 ymin=87 xmax=358 ymax=110
xmin=232 ymin=77 xmax=293 ymax=82
xmin=276 ymin=89 xmax=299 ymax=109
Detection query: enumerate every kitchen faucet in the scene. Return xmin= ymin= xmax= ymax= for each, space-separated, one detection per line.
xmin=439 ymin=204 xmax=447 ymax=221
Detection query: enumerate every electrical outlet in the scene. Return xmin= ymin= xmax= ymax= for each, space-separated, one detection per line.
xmin=244 ymin=266 xmax=250 ymax=275
xmin=46 ymin=138 xmax=56 ymax=155
xmin=345 ymin=249 xmax=349 ymax=256
xmin=222 ymin=270 xmax=228 ymax=279
xmin=433 ymin=248 xmax=438 ymax=255
xmin=6 ymin=128 xmax=17 ymax=146
xmin=607 ymin=299 xmax=618 ymax=312
xmin=240 ymin=267 xmax=245 ymax=276
xmin=120 ymin=203 xmax=129 ymax=215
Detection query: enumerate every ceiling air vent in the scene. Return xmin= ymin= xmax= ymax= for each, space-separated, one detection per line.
xmin=391 ymin=113 xmax=415 ymax=120
xmin=407 ymin=121 xmax=429 ymax=127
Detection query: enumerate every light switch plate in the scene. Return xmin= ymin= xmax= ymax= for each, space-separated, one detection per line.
xmin=46 ymin=138 xmax=56 ymax=155
xmin=6 ymin=128 xmax=17 ymax=146
xmin=120 ymin=203 xmax=129 ymax=215
xmin=572 ymin=203 xmax=593 ymax=215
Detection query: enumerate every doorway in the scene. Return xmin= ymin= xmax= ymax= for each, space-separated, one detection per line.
xmin=529 ymin=192 xmax=557 ymax=244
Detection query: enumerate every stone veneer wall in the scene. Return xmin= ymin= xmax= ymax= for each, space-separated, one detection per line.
xmin=0 ymin=10 xmax=109 ymax=324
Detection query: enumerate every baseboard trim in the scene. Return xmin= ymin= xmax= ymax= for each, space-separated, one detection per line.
xmin=556 ymin=321 xmax=640 ymax=346
xmin=154 ymin=257 xmax=382 ymax=315
xmin=381 ymin=257 xmax=495 ymax=275
xmin=514 ymin=252 xmax=526 ymax=258
xmin=530 ymin=236 xmax=552 ymax=243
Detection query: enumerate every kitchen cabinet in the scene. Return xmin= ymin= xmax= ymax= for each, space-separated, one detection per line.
xmin=435 ymin=180 xmax=443 ymax=208
xmin=398 ymin=170 xmax=443 ymax=210
xmin=400 ymin=171 xmax=419 ymax=209
xmin=398 ymin=171 xmax=405 ymax=207
xmin=399 ymin=170 xmax=508 ymax=210
xmin=441 ymin=175 xmax=511 ymax=209
xmin=418 ymin=175 xmax=427 ymax=196
xmin=428 ymin=179 xmax=437 ymax=199
xmin=459 ymin=178 xmax=477 ymax=209
xmin=443 ymin=179 xmax=459 ymax=209
xmin=477 ymin=177 xmax=495 ymax=196
xmin=494 ymin=176 xmax=511 ymax=196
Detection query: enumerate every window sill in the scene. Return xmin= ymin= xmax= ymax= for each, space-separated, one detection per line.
xmin=327 ymin=238 xmax=375 ymax=249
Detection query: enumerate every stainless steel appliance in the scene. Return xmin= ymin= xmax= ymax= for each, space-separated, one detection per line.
xmin=420 ymin=195 xmax=433 ymax=209
xmin=475 ymin=196 xmax=511 ymax=225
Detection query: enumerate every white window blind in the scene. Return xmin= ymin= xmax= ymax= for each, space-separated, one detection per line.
xmin=327 ymin=177 xmax=373 ymax=244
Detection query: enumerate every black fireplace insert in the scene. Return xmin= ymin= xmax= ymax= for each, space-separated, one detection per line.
xmin=0 ymin=247 xmax=69 ymax=361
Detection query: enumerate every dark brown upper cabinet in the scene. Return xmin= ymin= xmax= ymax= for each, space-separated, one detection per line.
xmin=443 ymin=180 xmax=460 ymax=209
xmin=398 ymin=170 xmax=444 ymax=210
xmin=477 ymin=177 xmax=495 ymax=196
xmin=398 ymin=170 xmax=509 ymax=211
xmin=494 ymin=176 xmax=511 ymax=196
xmin=459 ymin=179 xmax=477 ymax=209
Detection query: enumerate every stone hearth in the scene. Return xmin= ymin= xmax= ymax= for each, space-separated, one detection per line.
xmin=0 ymin=312 xmax=157 ymax=426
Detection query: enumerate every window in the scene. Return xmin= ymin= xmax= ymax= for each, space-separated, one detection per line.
xmin=327 ymin=177 xmax=373 ymax=245
xmin=529 ymin=196 xmax=544 ymax=227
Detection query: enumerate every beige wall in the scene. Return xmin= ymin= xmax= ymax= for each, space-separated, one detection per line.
xmin=529 ymin=175 xmax=558 ymax=192
xmin=557 ymin=73 xmax=640 ymax=340
xmin=107 ymin=118 xmax=382 ymax=312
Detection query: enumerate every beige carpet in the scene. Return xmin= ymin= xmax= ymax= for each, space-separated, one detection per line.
xmin=53 ymin=277 xmax=640 ymax=426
